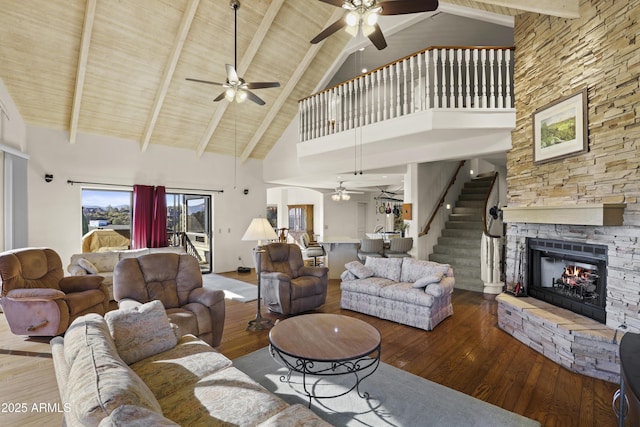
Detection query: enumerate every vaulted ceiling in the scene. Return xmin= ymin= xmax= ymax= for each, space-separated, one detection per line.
xmin=0 ymin=0 xmax=578 ymax=161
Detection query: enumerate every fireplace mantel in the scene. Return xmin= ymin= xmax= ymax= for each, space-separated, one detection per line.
xmin=502 ymin=203 xmax=626 ymax=226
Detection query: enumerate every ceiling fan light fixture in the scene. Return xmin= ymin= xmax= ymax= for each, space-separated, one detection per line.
xmin=342 ymin=193 xmax=351 ymax=201
xmin=364 ymin=10 xmax=379 ymax=26
xmin=345 ymin=11 xmax=359 ymax=27
xmin=225 ymin=87 xmax=236 ymax=102
xmin=236 ymin=90 xmax=248 ymax=103
xmin=332 ymin=194 xmax=340 ymax=201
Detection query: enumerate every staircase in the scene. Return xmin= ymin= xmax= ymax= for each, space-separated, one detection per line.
xmin=429 ymin=175 xmax=494 ymax=292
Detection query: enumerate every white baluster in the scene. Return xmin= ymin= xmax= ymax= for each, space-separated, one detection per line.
xmin=440 ymin=49 xmax=447 ymax=108
xmin=464 ymin=49 xmax=471 ymax=109
xmin=497 ymin=49 xmax=503 ymax=109
xmin=489 ymin=49 xmax=496 ymax=108
xmin=365 ymin=74 xmax=371 ymax=125
xmin=383 ymin=66 xmax=389 ymax=120
xmin=457 ymin=49 xmax=463 ymax=108
xmin=337 ymin=85 xmax=343 ymax=132
xmin=401 ymin=59 xmax=408 ymax=115
xmin=320 ymin=91 xmax=326 ymax=137
xmin=359 ymin=77 xmax=364 ymax=127
xmin=448 ymin=49 xmax=455 ymax=108
xmin=433 ymin=49 xmax=439 ymax=108
xmin=298 ymin=100 xmax=304 ymax=141
xmin=409 ymin=56 xmax=415 ymax=112
xmin=505 ymin=49 xmax=512 ymax=108
xmin=348 ymin=80 xmax=354 ymax=130
xmin=416 ymin=53 xmax=423 ymax=111
xmin=425 ymin=50 xmax=431 ymax=109
xmin=473 ymin=49 xmax=479 ymax=108
xmin=395 ymin=61 xmax=402 ymax=117
xmin=481 ymin=49 xmax=488 ymax=108
xmin=304 ymin=99 xmax=310 ymax=141
xmin=376 ymin=69 xmax=382 ymax=122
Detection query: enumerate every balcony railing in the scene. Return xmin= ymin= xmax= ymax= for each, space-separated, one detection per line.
xmin=299 ymin=46 xmax=514 ymax=142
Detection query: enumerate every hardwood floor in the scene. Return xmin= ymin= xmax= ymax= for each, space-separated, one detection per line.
xmin=0 ymin=272 xmax=619 ymax=427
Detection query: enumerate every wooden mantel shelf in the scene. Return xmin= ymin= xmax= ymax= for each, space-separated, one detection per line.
xmin=502 ymin=203 xmax=626 ymax=226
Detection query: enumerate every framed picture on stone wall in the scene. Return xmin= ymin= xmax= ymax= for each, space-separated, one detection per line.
xmin=532 ymin=88 xmax=588 ymax=165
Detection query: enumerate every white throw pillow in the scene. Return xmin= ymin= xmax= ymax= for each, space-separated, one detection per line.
xmin=105 ymin=300 xmax=178 ymax=365
xmin=345 ymin=261 xmax=375 ymax=279
xmin=78 ymin=258 xmax=99 ymax=274
xmin=412 ymin=273 xmax=444 ymax=288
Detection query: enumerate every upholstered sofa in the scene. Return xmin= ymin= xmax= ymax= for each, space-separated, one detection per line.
xmin=340 ymin=257 xmax=455 ymax=331
xmin=51 ymin=302 xmax=332 ymax=427
xmin=67 ymin=246 xmax=186 ymax=300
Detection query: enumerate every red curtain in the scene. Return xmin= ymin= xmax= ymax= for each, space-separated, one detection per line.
xmin=132 ymin=185 xmax=167 ymax=249
xmin=150 ymin=186 xmax=168 ymax=248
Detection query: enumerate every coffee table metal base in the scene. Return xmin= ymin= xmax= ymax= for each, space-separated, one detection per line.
xmin=269 ymin=343 xmax=381 ymax=407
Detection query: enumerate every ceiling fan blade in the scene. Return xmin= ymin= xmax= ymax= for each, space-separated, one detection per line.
xmin=367 ymin=24 xmax=387 ymax=50
xmin=379 ymin=0 xmax=439 ymax=15
xmin=311 ymin=18 xmax=347 ymax=44
xmin=245 ymin=90 xmax=266 ymax=106
xmin=317 ymin=0 xmax=346 ymax=7
xmin=213 ymin=91 xmax=226 ymax=102
xmin=247 ymin=81 xmax=280 ymax=89
xmin=185 ymin=78 xmax=224 ymax=86
xmin=225 ymin=64 xmax=239 ymax=83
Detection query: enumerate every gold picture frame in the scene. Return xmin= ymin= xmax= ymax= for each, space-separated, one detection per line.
xmin=532 ymin=88 xmax=588 ymax=165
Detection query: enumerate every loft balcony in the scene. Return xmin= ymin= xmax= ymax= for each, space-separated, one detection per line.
xmin=296 ymin=46 xmax=516 ymax=171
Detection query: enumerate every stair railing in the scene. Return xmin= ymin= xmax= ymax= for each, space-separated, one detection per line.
xmin=480 ymin=172 xmax=504 ymax=288
xmin=419 ymin=160 xmax=465 ymax=238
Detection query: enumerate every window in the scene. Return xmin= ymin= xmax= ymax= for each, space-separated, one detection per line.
xmin=82 ymin=189 xmax=132 ymax=235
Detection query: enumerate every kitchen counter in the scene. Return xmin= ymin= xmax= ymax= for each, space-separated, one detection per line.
xmin=318 ymin=237 xmax=360 ymax=279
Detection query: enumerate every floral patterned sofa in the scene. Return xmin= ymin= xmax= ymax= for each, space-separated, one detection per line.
xmin=340 ymin=257 xmax=455 ymax=331
xmin=67 ymin=247 xmax=186 ymax=300
xmin=51 ymin=301 xmax=331 ymax=426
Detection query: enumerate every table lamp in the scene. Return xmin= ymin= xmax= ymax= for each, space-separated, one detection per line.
xmin=241 ymin=217 xmax=278 ymax=331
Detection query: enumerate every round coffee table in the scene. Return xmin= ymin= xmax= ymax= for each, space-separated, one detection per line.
xmin=268 ymin=313 xmax=381 ymax=406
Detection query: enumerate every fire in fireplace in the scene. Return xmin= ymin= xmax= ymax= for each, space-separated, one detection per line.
xmin=527 ymin=238 xmax=607 ymax=323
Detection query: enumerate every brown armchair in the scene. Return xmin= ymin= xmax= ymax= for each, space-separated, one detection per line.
xmin=0 ymin=248 xmax=108 ymax=336
xmin=113 ymin=253 xmax=225 ymax=347
xmin=260 ymin=243 xmax=328 ymax=315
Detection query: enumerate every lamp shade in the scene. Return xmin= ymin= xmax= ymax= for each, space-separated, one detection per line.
xmin=241 ymin=218 xmax=278 ymax=245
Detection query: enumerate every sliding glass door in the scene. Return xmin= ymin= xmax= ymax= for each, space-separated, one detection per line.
xmin=183 ymin=195 xmax=212 ymax=273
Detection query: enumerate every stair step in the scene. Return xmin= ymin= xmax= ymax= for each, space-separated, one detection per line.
xmin=441 ymin=229 xmax=483 ymax=238
xmin=456 ymin=200 xmax=485 ymax=208
xmin=433 ymin=245 xmax=480 ymax=257
xmin=458 ymin=193 xmax=487 ymax=201
xmin=449 ymin=213 xmax=482 ymax=222
xmin=437 ymin=236 xmax=481 ymax=247
xmin=430 ymin=253 xmax=481 ymax=268
xmin=452 ymin=207 xmax=483 ymax=215
xmin=445 ymin=220 xmax=484 ymax=230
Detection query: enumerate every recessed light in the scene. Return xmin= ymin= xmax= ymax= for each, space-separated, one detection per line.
xmin=358 ymin=47 xmax=365 ymax=51
xmin=361 ymin=68 xmax=368 ymax=73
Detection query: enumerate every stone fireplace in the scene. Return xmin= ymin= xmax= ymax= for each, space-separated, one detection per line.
xmin=527 ymin=237 xmax=607 ymax=323
xmin=495 ymin=204 xmax=636 ymax=383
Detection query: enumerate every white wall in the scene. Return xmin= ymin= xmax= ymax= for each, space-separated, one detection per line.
xmin=266 ymin=186 xmax=324 ymax=241
xmin=26 ymin=126 xmax=267 ymax=273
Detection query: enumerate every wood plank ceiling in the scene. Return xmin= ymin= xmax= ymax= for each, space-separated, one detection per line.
xmin=0 ymin=0 xmax=578 ymax=161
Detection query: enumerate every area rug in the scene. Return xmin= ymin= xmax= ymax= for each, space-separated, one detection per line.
xmin=233 ymin=347 xmax=541 ymax=427
xmin=201 ymin=273 xmax=257 ymax=302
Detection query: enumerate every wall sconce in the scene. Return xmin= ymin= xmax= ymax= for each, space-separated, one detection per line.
xmin=446 ymin=203 xmax=451 ymax=210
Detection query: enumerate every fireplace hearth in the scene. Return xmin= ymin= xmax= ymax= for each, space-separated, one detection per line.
xmin=527 ymin=238 xmax=607 ymax=323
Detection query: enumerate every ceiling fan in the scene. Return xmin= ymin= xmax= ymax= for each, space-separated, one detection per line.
xmin=185 ymin=0 xmax=280 ymax=105
xmin=331 ymin=181 xmax=364 ymax=201
xmin=311 ymin=0 xmax=439 ymax=50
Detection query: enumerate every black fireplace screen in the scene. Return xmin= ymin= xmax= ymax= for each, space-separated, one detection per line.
xmin=527 ymin=238 xmax=607 ymax=323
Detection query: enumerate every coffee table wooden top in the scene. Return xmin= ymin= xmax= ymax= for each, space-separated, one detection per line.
xmin=269 ymin=313 xmax=381 ymax=361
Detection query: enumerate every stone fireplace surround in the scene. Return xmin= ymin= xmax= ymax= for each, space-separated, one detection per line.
xmin=496 ymin=220 xmax=640 ymax=383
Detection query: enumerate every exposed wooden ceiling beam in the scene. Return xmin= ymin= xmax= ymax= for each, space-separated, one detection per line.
xmin=195 ymin=0 xmax=285 ymax=158
xmin=240 ymin=9 xmax=345 ymax=163
xmin=69 ymin=0 xmax=96 ymax=144
xmin=140 ymin=0 xmax=200 ymax=152
xmin=470 ymin=0 xmax=579 ymax=18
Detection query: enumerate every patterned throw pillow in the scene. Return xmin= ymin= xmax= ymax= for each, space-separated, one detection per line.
xmin=345 ymin=261 xmax=375 ymax=279
xmin=105 ymin=300 xmax=178 ymax=365
xmin=412 ymin=273 xmax=444 ymax=288
xmin=364 ymin=257 xmax=403 ymax=282
xmin=78 ymin=257 xmax=99 ymax=274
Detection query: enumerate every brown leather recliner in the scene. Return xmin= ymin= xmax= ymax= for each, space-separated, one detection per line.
xmin=260 ymin=243 xmax=328 ymax=315
xmin=113 ymin=253 xmax=225 ymax=347
xmin=0 ymin=248 xmax=109 ymax=336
